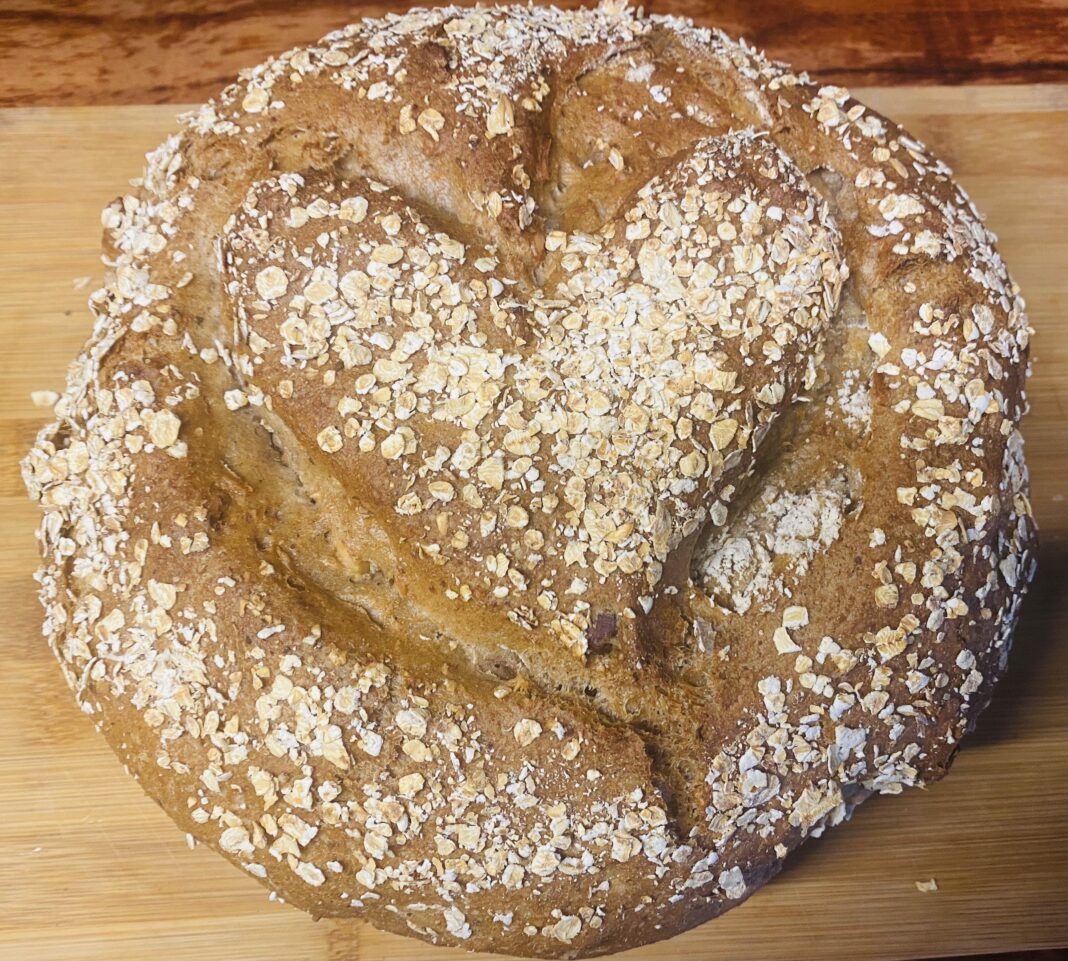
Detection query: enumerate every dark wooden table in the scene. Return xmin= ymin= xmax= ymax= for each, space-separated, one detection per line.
xmin=0 ymin=4 xmax=1065 ymax=961
xmin=1 ymin=0 xmax=1066 ymax=107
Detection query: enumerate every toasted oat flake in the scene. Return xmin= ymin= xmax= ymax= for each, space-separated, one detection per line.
xmin=145 ymin=409 xmax=181 ymax=448
xmin=317 ymin=426 xmax=343 ymax=453
xmin=513 ymin=718 xmax=543 ymax=746
xmin=30 ymin=390 xmax=59 ymax=408
xmin=255 ymin=265 xmax=288 ymax=300
xmin=417 ymin=108 xmax=445 ymax=141
xmin=773 ymin=627 xmax=801 ymax=654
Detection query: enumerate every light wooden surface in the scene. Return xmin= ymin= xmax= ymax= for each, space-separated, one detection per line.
xmin=0 ymin=85 xmax=1065 ymax=961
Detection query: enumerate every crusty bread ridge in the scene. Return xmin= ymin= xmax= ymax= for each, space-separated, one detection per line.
xmin=22 ymin=3 xmax=1036 ymax=957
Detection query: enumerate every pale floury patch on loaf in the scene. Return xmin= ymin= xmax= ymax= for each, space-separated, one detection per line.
xmin=22 ymin=3 xmax=1035 ymax=957
xmin=695 ymin=471 xmax=852 ymax=616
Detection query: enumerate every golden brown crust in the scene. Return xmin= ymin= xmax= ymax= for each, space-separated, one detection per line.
xmin=23 ymin=4 xmax=1035 ymax=957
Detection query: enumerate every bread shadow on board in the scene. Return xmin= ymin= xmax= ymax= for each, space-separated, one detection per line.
xmin=965 ymin=545 xmax=1062 ymax=750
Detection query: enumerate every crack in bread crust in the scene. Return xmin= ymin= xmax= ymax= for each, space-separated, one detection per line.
xmin=23 ymin=6 xmax=1035 ymax=958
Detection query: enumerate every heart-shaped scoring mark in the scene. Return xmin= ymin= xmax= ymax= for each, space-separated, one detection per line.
xmin=223 ymin=130 xmax=846 ymax=655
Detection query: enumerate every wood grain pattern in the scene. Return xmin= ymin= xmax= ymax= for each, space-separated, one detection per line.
xmin=0 ymin=0 xmax=1066 ymax=108
xmin=0 ymin=85 xmax=1065 ymax=961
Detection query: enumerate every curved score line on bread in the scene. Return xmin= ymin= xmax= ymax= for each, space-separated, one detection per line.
xmin=223 ymin=130 xmax=845 ymax=659
xmin=23 ymin=5 xmax=1035 ymax=957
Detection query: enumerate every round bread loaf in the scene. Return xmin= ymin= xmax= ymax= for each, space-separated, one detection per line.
xmin=23 ymin=2 xmax=1036 ymax=957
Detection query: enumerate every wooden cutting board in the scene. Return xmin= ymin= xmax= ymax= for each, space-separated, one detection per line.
xmin=0 ymin=84 xmax=1065 ymax=961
